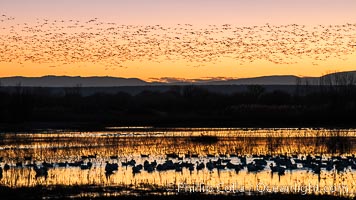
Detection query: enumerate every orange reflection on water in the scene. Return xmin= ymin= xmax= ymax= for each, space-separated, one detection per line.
xmin=0 ymin=128 xmax=356 ymax=197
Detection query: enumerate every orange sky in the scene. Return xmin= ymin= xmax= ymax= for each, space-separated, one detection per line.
xmin=1 ymin=0 xmax=356 ymax=80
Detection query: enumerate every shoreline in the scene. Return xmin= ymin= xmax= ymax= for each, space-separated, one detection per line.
xmin=2 ymin=121 xmax=356 ymax=133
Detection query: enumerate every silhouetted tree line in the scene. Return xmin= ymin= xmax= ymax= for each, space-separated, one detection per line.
xmin=0 ymin=79 xmax=356 ymax=127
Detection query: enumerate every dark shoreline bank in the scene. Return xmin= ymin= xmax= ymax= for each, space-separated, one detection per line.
xmin=1 ymin=83 xmax=356 ymax=132
xmin=2 ymin=121 xmax=356 ymax=133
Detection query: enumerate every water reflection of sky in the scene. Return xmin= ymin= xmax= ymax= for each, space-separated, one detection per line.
xmin=1 ymin=128 xmax=356 ymax=197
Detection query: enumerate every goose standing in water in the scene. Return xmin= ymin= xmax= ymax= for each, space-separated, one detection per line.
xmin=80 ymin=161 xmax=93 ymax=170
xmin=132 ymin=164 xmax=143 ymax=174
xmin=34 ymin=166 xmax=48 ymax=179
xmin=105 ymin=162 xmax=119 ymax=175
xmin=4 ymin=163 xmax=10 ymax=171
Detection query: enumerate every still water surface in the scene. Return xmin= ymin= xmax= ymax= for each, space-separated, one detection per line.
xmin=1 ymin=128 xmax=356 ymax=197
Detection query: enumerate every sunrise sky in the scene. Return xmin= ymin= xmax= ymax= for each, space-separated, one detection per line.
xmin=1 ymin=0 xmax=356 ymax=81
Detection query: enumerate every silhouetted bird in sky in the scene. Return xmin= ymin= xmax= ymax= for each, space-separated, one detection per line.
xmin=0 ymin=14 xmax=356 ymax=70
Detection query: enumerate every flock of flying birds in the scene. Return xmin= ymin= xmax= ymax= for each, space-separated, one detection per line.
xmin=1 ymin=14 xmax=356 ymax=70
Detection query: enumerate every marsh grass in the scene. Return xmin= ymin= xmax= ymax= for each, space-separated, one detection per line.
xmin=1 ymin=128 xmax=356 ymax=197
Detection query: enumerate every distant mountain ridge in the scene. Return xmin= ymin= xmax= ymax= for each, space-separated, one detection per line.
xmin=206 ymin=75 xmax=317 ymax=85
xmin=0 ymin=71 xmax=355 ymax=87
xmin=0 ymin=76 xmax=147 ymax=87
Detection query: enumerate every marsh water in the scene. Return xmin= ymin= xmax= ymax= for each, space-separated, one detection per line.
xmin=1 ymin=128 xmax=356 ymax=197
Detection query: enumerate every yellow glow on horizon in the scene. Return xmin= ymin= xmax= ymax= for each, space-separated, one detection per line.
xmin=1 ymin=18 xmax=356 ymax=81
xmin=1 ymin=53 xmax=356 ymax=81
